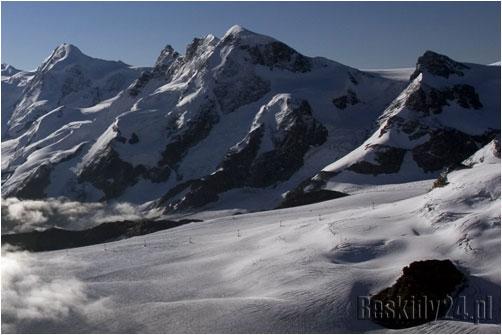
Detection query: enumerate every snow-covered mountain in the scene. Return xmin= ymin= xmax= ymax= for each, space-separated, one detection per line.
xmin=2 ymin=27 xmax=499 ymax=214
xmin=4 ymin=44 xmax=143 ymax=139
xmin=2 ymin=26 xmax=406 ymax=210
xmin=282 ymin=51 xmax=500 ymax=205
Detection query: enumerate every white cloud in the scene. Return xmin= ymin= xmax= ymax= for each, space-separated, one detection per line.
xmin=1 ymin=197 xmax=152 ymax=233
xmin=1 ymin=247 xmax=107 ymax=332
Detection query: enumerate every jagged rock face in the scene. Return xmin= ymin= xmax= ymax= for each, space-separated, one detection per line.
xmin=410 ymin=50 xmax=469 ymax=80
xmin=405 ymin=84 xmax=482 ymax=115
xmin=10 ymin=164 xmax=52 ymax=199
xmin=154 ymin=45 xmax=179 ymax=72
xmin=411 ymin=129 xmax=496 ymax=173
xmin=59 ymin=64 xmax=93 ymax=101
xmin=246 ymin=98 xmax=327 ymax=186
xmin=213 ymin=65 xmax=270 ymax=114
xmin=162 ymin=96 xmax=328 ymax=211
xmin=78 ymin=147 xmax=146 ymax=200
xmin=159 ymin=100 xmax=220 ymax=169
xmin=129 ymin=45 xmax=180 ymax=96
xmin=128 ymin=71 xmax=153 ymax=96
xmin=240 ymin=41 xmax=312 ymax=73
xmin=4 ymin=144 xmax=85 ymax=199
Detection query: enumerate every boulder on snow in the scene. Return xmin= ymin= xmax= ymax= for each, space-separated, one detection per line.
xmin=370 ymin=259 xmax=465 ymax=329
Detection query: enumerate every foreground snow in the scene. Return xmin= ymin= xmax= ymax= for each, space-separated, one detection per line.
xmin=2 ymin=142 xmax=499 ymax=333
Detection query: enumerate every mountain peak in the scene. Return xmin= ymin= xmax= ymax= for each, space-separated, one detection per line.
xmin=222 ymin=25 xmax=275 ymax=46
xmin=225 ymin=24 xmax=247 ymax=36
xmin=1 ymin=63 xmax=21 ymax=76
xmin=184 ymin=34 xmax=219 ymax=60
xmin=39 ymin=43 xmax=86 ymax=72
xmin=54 ymin=43 xmax=84 ymax=58
xmin=154 ymin=44 xmax=179 ymax=70
xmin=411 ymin=50 xmax=469 ymax=80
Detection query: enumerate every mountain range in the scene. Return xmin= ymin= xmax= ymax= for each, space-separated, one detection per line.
xmin=2 ymin=25 xmax=500 ymax=213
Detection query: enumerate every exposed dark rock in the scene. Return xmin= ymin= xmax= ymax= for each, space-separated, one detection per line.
xmin=164 ymin=126 xmax=264 ymax=211
xmin=6 ymin=145 xmax=85 ymax=200
xmin=78 ymin=101 xmax=221 ymax=199
xmin=333 ymin=89 xmax=360 ymax=109
xmin=153 ymin=45 xmax=179 ymax=73
xmin=370 ymin=259 xmax=465 ymax=329
xmin=411 ymin=129 xmax=494 ymax=173
xmin=78 ymin=147 xmax=146 ymax=199
xmin=406 ymin=86 xmax=447 ymax=115
xmin=247 ymin=101 xmax=328 ymax=187
xmin=411 ymin=51 xmax=469 ymax=80
xmin=406 ymin=84 xmax=482 ymax=115
xmin=2 ymin=218 xmax=201 ymax=252
xmin=185 ymin=38 xmax=204 ymax=60
xmin=159 ymin=179 xmax=196 ymax=205
xmin=214 ymin=73 xmax=270 ymax=114
xmin=240 ymin=41 xmax=312 ymax=73
xmin=275 ymin=172 xmax=334 ymax=209
xmin=379 ymin=83 xmax=484 ymax=141
xmin=452 ymin=84 xmax=483 ymax=109
xmin=60 ymin=65 xmax=91 ymax=100
xmin=10 ymin=164 xmax=52 ymax=199
xmin=432 ymin=173 xmax=449 ymax=189
xmin=159 ymin=100 xmax=219 ymax=168
xmin=348 ymin=146 xmax=406 ymax=175
xmin=129 ymin=71 xmax=153 ymax=96
xmin=276 ymin=189 xmax=348 ymax=209
xmin=128 ymin=46 xmax=179 ymax=96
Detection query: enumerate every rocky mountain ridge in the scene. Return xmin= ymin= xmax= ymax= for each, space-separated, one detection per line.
xmin=2 ymin=26 xmax=499 ymax=213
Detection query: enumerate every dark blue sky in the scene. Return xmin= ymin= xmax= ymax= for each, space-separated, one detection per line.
xmin=2 ymin=2 xmax=500 ymax=70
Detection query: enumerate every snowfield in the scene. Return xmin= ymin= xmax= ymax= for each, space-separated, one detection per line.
xmin=2 ymin=142 xmax=499 ymax=333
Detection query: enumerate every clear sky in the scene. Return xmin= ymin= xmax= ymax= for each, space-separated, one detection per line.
xmin=2 ymin=1 xmax=500 ymax=70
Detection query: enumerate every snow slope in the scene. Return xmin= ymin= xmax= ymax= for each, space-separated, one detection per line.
xmin=2 ymin=141 xmax=499 ymax=333
xmin=1 ymin=65 xmax=35 ymax=139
